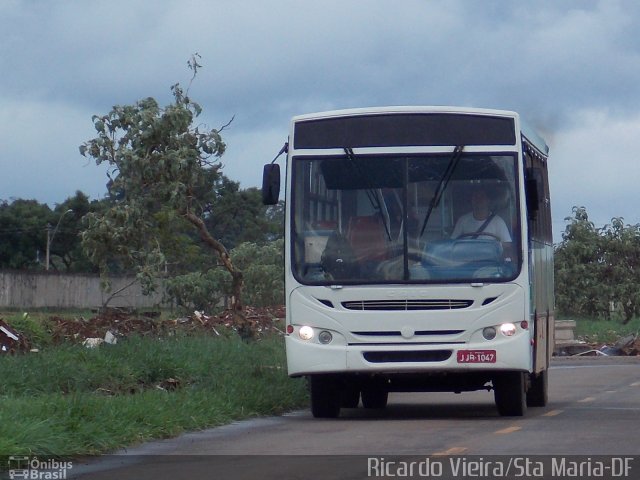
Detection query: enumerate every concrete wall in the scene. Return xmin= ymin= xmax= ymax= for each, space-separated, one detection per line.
xmin=0 ymin=270 xmax=165 ymax=309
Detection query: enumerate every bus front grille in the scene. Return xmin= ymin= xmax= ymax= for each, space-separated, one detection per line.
xmin=363 ymin=350 xmax=452 ymax=363
xmin=351 ymin=330 xmax=464 ymax=337
xmin=342 ymin=299 xmax=473 ymax=311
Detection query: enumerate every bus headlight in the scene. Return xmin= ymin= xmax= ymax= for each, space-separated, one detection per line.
xmin=298 ymin=325 xmax=314 ymax=341
xmin=482 ymin=327 xmax=497 ymax=340
xmin=500 ymin=323 xmax=517 ymax=337
xmin=318 ymin=330 xmax=333 ymax=344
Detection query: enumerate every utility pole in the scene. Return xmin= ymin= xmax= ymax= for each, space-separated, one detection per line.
xmin=45 ymin=209 xmax=73 ymax=271
xmin=45 ymin=223 xmax=52 ymax=271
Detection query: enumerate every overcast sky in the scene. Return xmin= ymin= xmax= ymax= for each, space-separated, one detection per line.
xmin=2 ymin=0 xmax=639 ymax=241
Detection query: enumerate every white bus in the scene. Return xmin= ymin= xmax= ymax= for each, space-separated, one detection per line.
xmin=262 ymin=106 xmax=554 ymax=417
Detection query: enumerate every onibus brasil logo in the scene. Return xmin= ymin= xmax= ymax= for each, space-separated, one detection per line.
xmin=8 ymin=456 xmax=73 ymax=480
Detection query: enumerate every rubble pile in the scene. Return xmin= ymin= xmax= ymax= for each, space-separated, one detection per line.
xmin=0 ymin=306 xmax=285 ymax=353
xmin=50 ymin=309 xmax=161 ymax=343
xmin=594 ymin=334 xmax=639 ymax=356
xmin=0 ymin=319 xmax=31 ymax=353
xmin=20 ymin=306 xmax=286 ymax=349
xmin=626 ymin=337 xmax=640 ymax=356
xmin=562 ymin=333 xmax=640 ymax=357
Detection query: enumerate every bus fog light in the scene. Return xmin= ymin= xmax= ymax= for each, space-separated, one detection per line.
xmin=299 ymin=326 xmax=314 ymax=340
xmin=318 ymin=331 xmax=333 ymax=344
xmin=500 ymin=323 xmax=517 ymax=337
xmin=482 ymin=327 xmax=497 ymax=340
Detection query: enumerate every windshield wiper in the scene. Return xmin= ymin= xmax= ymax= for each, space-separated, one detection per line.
xmin=419 ymin=145 xmax=465 ymax=237
xmin=344 ymin=147 xmax=392 ymax=240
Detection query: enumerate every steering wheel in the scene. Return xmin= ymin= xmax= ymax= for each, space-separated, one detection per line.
xmin=456 ymin=232 xmax=502 ymax=242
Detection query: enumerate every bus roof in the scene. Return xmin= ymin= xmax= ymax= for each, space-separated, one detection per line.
xmin=292 ymin=105 xmax=518 ymax=122
xmin=292 ymin=106 xmax=549 ymax=156
xmin=520 ymin=121 xmax=550 ymax=156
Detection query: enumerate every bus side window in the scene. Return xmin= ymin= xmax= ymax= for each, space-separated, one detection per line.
xmin=525 ymin=156 xmax=552 ymax=244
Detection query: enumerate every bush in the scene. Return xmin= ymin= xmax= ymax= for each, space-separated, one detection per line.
xmin=164 ymin=240 xmax=284 ymax=312
xmin=233 ymin=240 xmax=284 ymax=307
xmin=164 ymin=269 xmax=229 ymax=312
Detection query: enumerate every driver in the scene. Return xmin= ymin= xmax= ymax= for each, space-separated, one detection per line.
xmin=451 ymin=186 xmax=511 ymax=242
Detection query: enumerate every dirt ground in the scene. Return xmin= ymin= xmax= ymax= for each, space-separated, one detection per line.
xmin=50 ymin=306 xmax=286 ymax=341
xmin=1 ymin=306 xmax=286 ymax=353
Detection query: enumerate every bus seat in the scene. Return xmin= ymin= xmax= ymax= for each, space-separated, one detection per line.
xmin=347 ymin=216 xmax=389 ymax=262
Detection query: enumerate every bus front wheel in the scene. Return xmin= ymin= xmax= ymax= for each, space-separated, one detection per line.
xmin=310 ymin=375 xmax=341 ymax=418
xmin=493 ymin=372 xmax=527 ymax=416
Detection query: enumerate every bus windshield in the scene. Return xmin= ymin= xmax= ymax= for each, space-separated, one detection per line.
xmin=291 ymin=153 xmax=520 ymax=284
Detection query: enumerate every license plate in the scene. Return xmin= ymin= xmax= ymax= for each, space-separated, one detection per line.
xmin=457 ymin=350 xmax=496 ymax=363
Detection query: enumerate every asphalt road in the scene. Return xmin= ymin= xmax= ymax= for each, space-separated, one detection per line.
xmin=68 ymin=356 xmax=640 ymax=479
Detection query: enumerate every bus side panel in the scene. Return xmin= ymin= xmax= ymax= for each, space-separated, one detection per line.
xmin=531 ymin=242 xmax=551 ymax=373
xmin=527 ymin=152 xmax=554 ymax=374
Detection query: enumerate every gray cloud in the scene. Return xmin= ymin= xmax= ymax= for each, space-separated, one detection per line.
xmin=1 ymin=0 xmax=639 ymax=240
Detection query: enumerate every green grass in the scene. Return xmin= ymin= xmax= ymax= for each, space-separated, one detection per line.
xmin=0 ymin=333 xmax=308 ymax=456
xmin=2 ymin=311 xmax=57 ymax=347
xmin=573 ymin=317 xmax=640 ymax=344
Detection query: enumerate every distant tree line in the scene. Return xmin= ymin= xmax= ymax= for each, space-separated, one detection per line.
xmin=6 ymin=195 xmax=640 ymax=321
xmin=555 ymin=206 xmax=640 ymax=324
xmin=0 ymin=191 xmax=98 ymax=272
xmin=0 ymin=182 xmax=283 ymax=274
xmin=0 ymin=181 xmax=284 ymax=311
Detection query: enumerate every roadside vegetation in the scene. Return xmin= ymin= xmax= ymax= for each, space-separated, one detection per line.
xmin=572 ymin=317 xmax=640 ymax=345
xmin=555 ymin=206 xmax=640 ymax=350
xmin=0 ymin=317 xmax=308 ymax=457
xmin=555 ymin=207 xmax=640 ymax=324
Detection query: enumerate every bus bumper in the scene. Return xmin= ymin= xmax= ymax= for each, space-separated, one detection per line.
xmin=285 ymin=332 xmax=532 ymax=377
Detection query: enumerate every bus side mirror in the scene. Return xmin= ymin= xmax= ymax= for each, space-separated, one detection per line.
xmin=525 ymin=168 xmax=542 ymax=220
xmin=262 ymin=164 xmax=281 ymax=205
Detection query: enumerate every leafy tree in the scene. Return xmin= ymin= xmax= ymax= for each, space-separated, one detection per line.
xmin=0 ymin=199 xmax=51 ymax=269
xmin=554 ymin=207 xmax=607 ymax=319
xmin=165 ymin=240 xmax=284 ymax=312
xmin=232 ymin=240 xmax=284 ymax=307
xmin=0 ymin=193 xmax=108 ymax=272
xmin=265 ymin=200 xmax=285 ymax=241
xmin=80 ymin=59 xmax=253 ymax=336
xmin=164 ymin=268 xmax=229 ymax=313
xmin=204 ymin=178 xmax=281 ymax=249
xmin=49 ymin=191 xmax=106 ymax=272
xmin=600 ymin=217 xmax=640 ymax=324
xmin=555 ymin=206 xmax=640 ymax=323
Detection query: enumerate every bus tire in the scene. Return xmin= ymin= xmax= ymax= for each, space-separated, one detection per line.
xmin=341 ymin=384 xmax=361 ymax=408
xmin=361 ymin=387 xmax=389 ymax=409
xmin=310 ymin=375 xmax=341 ymax=418
xmin=494 ymin=372 xmax=527 ymax=416
xmin=526 ymin=369 xmax=548 ymax=407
